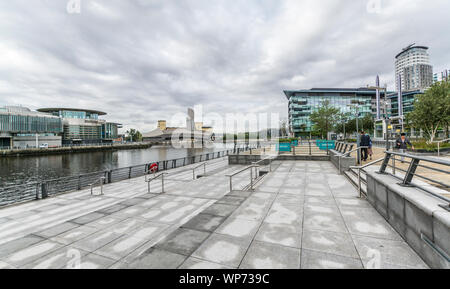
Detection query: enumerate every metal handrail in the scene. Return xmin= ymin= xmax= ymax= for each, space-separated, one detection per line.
xmin=90 ymin=177 xmax=106 ymax=196
xmin=226 ymin=165 xmax=258 ymax=192
xmin=192 ymin=163 xmax=207 ymax=180
xmin=337 ymin=146 xmax=369 ymax=173
xmin=378 ymin=151 xmax=450 ymax=211
xmin=350 ymin=157 xmax=385 ymax=197
xmin=435 ymin=138 xmax=450 ymax=156
xmin=145 ymin=173 xmax=168 ymax=194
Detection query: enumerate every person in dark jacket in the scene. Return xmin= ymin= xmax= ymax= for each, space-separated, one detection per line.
xmin=359 ymin=131 xmax=371 ymax=162
xmin=396 ymin=133 xmax=415 ymax=163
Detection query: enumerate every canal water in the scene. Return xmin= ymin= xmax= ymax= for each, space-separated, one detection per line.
xmin=0 ymin=144 xmax=236 ymax=187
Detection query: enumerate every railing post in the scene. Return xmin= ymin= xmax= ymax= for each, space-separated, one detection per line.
xmin=378 ymin=152 xmax=392 ymax=174
xmin=358 ymin=169 xmax=362 ymax=198
xmin=392 ymin=155 xmax=396 ymax=175
xmin=161 ymin=173 xmax=165 ymax=193
xmin=129 ymin=167 xmax=132 ymax=179
xmin=402 ymin=158 xmax=420 ymax=186
xmin=77 ymin=176 xmax=81 ymax=190
xmin=229 ymin=176 xmax=233 ymax=192
xmin=250 ymin=167 xmax=253 ymax=190
xmin=41 ymin=182 xmax=48 ymax=199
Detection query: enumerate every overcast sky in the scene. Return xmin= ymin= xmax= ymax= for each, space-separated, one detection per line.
xmin=0 ymin=0 xmax=449 ymax=133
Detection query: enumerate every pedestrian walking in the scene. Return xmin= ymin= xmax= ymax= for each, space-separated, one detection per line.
xmin=359 ymin=131 xmax=371 ymax=162
xmin=395 ymin=133 xmax=415 ymax=163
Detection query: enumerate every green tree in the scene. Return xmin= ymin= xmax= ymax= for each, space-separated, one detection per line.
xmin=406 ymin=81 xmax=450 ymax=142
xmin=126 ymin=129 xmax=142 ymax=142
xmin=310 ymin=100 xmax=340 ymax=139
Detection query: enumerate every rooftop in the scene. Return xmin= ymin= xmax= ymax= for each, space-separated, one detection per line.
xmin=37 ymin=108 xmax=107 ymax=116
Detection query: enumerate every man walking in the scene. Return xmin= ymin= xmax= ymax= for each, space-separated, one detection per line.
xmin=359 ymin=131 xmax=371 ymax=162
xmin=396 ymin=133 xmax=415 ymax=163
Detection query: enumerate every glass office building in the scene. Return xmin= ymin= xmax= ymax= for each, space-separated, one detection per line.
xmin=37 ymin=108 xmax=122 ymax=144
xmin=284 ymin=88 xmax=384 ymax=137
xmin=0 ymin=106 xmax=62 ymax=148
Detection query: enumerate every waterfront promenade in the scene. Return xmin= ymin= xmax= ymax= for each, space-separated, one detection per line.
xmin=0 ymin=154 xmax=431 ymax=269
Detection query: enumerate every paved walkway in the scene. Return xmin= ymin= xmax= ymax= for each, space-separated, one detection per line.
xmin=0 ymin=159 xmax=428 ymax=269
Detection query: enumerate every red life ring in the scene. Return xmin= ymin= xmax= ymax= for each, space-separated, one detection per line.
xmin=149 ymin=163 xmax=158 ymax=173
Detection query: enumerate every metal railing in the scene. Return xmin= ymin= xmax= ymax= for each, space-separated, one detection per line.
xmin=378 ymin=151 xmax=450 ymax=211
xmin=436 ymin=138 xmax=450 ymax=156
xmin=226 ymin=165 xmax=259 ymax=192
xmin=335 ymin=144 xmax=364 ymax=174
xmin=0 ymin=145 xmax=256 ymax=208
xmin=350 ymin=158 xmax=385 ymax=198
xmin=145 ymin=173 xmax=168 ymax=194
xmin=192 ymin=163 xmax=207 ymax=180
xmin=90 ymin=177 xmax=106 ymax=196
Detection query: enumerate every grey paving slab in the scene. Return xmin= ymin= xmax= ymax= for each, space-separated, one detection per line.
xmin=255 ymin=223 xmax=302 ymax=249
xmin=304 ymin=196 xmax=337 ymax=207
xmin=181 ymin=214 xmax=225 ymax=233
xmin=24 ymin=247 xmax=90 ymax=269
xmin=300 ymin=249 xmax=364 ymax=269
xmin=0 ymin=261 xmax=15 ymax=269
xmin=126 ymin=222 xmax=171 ymax=240
xmin=72 ymin=230 xmax=122 ymax=253
xmin=119 ymin=197 xmax=148 ymax=207
xmin=129 ymin=248 xmax=187 ymax=269
xmin=340 ymin=207 xmax=403 ymax=241
xmin=104 ymin=218 xmax=146 ymax=235
xmin=192 ymin=233 xmax=253 ymax=268
xmin=76 ymin=253 xmax=117 ymax=269
xmin=2 ymin=240 xmax=64 ymax=267
xmin=335 ymin=197 xmax=374 ymax=208
xmin=352 ymin=235 xmax=429 ymax=269
xmin=97 ymin=204 xmax=129 ymax=215
xmin=264 ymin=202 xmax=303 ymax=227
xmin=304 ymin=183 xmax=333 ymax=197
xmin=84 ymin=215 xmax=126 ymax=230
xmin=179 ymin=257 xmax=235 ymax=269
xmin=302 ymin=229 xmax=359 ymax=258
xmin=155 ymin=228 xmax=210 ymax=256
xmin=0 ymin=234 xmax=45 ymax=259
xmin=227 ymin=191 xmax=253 ymax=198
xmin=216 ymin=196 xmax=247 ymax=206
xmin=35 ymin=222 xmax=80 ymax=239
xmin=70 ymin=212 xmax=106 ymax=225
xmin=215 ymin=218 xmax=261 ymax=239
xmin=202 ymin=204 xmax=239 ymax=217
xmin=51 ymin=225 xmax=98 ymax=245
xmin=240 ymin=241 xmax=301 ymax=269
xmin=303 ymin=211 xmax=348 ymax=234
xmin=95 ymin=235 xmax=149 ymax=261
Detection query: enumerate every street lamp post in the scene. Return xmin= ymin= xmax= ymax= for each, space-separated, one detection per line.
xmin=348 ymin=101 xmax=363 ymax=164
xmin=368 ymin=85 xmax=390 ymax=151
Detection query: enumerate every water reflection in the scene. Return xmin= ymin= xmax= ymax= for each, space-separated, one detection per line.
xmin=0 ymin=144 xmax=234 ymax=186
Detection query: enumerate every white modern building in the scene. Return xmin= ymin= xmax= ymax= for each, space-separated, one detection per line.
xmin=395 ymin=44 xmax=433 ymax=92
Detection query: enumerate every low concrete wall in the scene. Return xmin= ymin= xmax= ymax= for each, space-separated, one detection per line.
xmin=228 ymin=154 xmax=329 ymax=165
xmin=365 ymin=167 xmax=450 ymax=269
xmin=329 ymin=150 xmax=355 ymax=173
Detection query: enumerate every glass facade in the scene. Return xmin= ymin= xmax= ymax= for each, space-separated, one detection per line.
xmin=0 ymin=112 xmax=62 ymax=134
xmin=388 ymin=90 xmax=423 ymax=117
xmin=102 ymin=123 xmax=120 ymax=139
xmin=285 ymin=89 xmax=378 ymax=136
